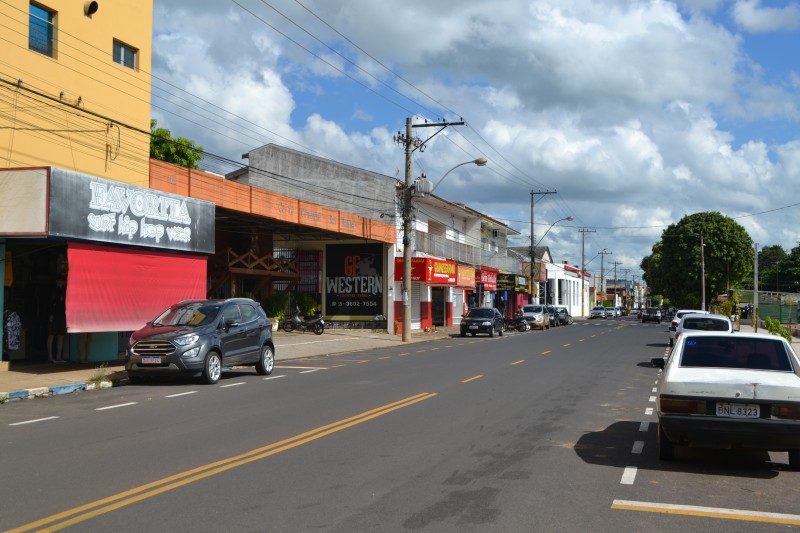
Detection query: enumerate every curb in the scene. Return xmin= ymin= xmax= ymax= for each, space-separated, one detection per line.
xmin=1 ymin=379 xmax=118 ymax=403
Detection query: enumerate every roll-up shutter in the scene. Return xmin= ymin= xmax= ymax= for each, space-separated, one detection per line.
xmin=66 ymin=242 xmax=207 ymax=332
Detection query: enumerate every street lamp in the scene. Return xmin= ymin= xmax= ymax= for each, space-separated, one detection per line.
xmin=417 ymin=157 xmax=488 ymax=195
xmin=401 ymin=156 xmax=488 ymax=342
xmin=534 ymin=216 xmax=574 ymax=305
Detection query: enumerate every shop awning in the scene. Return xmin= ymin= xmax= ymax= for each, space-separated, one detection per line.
xmin=66 ymin=242 xmax=207 ymax=332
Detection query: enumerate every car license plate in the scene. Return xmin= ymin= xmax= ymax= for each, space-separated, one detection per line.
xmin=141 ymin=356 xmax=161 ymax=364
xmin=716 ymin=403 xmax=759 ymax=418
xmin=469 ymin=325 xmax=479 ymax=329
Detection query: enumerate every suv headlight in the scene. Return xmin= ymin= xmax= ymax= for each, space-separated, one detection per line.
xmin=174 ymin=334 xmax=199 ymax=347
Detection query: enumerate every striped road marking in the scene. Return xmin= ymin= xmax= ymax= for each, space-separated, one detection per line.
xmin=611 ymin=500 xmax=800 ymax=526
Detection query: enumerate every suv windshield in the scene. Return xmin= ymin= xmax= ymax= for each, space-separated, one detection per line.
xmin=522 ymin=305 xmax=544 ymax=313
xmin=465 ymin=308 xmax=493 ymax=318
xmin=153 ymin=302 xmax=221 ymax=327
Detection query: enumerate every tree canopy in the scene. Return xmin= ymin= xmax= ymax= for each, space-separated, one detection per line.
xmin=640 ymin=212 xmax=753 ymax=308
xmin=149 ymin=119 xmax=204 ymax=169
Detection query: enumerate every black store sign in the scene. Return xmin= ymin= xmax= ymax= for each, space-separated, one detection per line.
xmin=48 ymin=169 xmax=215 ymax=254
xmin=325 ymin=243 xmax=383 ymax=316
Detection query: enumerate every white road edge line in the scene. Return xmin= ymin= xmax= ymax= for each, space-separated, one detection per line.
xmin=9 ymin=416 xmax=60 ymax=426
xmin=95 ymin=402 xmax=137 ymax=411
xmin=165 ymin=391 xmax=198 ymax=398
xmin=620 ymin=466 xmax=637 ymax=485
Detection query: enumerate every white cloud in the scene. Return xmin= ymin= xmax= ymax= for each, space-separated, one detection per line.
xmin=732 ymin=0 xmax=800 ymax=33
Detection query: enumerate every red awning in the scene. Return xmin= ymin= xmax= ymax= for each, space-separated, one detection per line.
xmin=66 ymin=242 xmax=207 ymax=332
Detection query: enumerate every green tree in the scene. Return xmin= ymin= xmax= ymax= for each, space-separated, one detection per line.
xmin=641 ymin=212 xmax=753 ymax=308
xmin=149 ymin=119 xmax=204 ymax=169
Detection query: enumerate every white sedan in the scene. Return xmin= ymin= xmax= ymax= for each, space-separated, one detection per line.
xmin=653 ymin=331 xmax=800 ymax=469
xmin=669 ymin=313 xmax=732 ymax=348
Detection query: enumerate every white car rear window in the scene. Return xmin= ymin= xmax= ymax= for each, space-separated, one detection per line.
xmin=679 ymin=336 xmax=793 ymax=371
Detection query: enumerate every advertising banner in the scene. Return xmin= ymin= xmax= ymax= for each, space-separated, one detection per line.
xmin=394 ymin=257 xmax=457 ymax=285
xmin=326 ymin=243 xmax=383 ymax=316
xmin=456 ymin=265 xmax=475 ymax=288
xmin=478 ymin=268 xmax=498 ymax=291
xmin=48 ymin=169 xmax=215 ymax=253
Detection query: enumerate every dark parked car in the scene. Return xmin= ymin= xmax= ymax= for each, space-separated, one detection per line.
xmin=460 ymin=307 xmax=504 ymax=337
xmin=554 ymin=306 xmax=573 ymax=325
xmin=545 ymin=305 xmax=560 ymax=327
xmin=126 ymin=298 xmax=275 ymax=384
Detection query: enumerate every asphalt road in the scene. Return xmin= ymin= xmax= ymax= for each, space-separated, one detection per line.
xmin=2 ymin=317 xmax=799 ymax=531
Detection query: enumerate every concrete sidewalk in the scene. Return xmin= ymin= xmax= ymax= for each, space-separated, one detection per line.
xmin=0 ymin=326 xmax=458 ymax=402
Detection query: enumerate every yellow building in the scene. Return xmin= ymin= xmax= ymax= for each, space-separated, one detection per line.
xmin=0 ymin=0 xmax=153 ymax=187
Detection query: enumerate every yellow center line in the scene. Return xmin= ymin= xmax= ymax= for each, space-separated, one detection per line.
xmin=541 ymin=350 xmax=551 ymax=356
xmin=330 ymin=364 xmax=347 ymax=368
xmin=511 ymin=360 xmax=525 ymax=365
xmin=461 ymin=375 xmax=483 ymax=383
xmin=431 ymin=347 xmax=440 ymax=351
xmin=379 ymin=356 xmax=391 ymax=360
xmin=612 ymin=500 xmax=800 ymax=526
xmin=9 ymin=393 xmax=438 ymax=533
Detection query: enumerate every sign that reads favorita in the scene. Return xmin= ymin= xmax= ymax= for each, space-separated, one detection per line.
xmin=48 ymin=169 xmax=215 ymax=254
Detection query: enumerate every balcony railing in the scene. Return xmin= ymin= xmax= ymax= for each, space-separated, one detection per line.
xmin=415 ymin=232 xmax=523 ymax=274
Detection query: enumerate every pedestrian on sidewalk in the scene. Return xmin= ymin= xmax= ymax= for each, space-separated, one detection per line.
xmin=47 ymin=277 xmax=68 ymax=363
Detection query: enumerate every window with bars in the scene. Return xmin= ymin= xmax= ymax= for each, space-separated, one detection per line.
xmin=113 ymin=40 xmax=137 ymax=69
xmin=29 ymin=3 xmax=55 ymax=57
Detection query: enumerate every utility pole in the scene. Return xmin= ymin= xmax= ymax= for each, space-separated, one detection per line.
xmin=611 ymin=261 xmax=622 ymax=305
xmin=578 ymin=228 xmax=595 ymax=318
xmin=529 ymin=190 xmax=557 ymax=304
xmin=395 ymin=117 xmax=464 ymax=342
xmin=754 ymin=242 xmax=759 ymax=332
xmin=598 ymin=249 xmax=612 ymax=304
xmin=631 ymin=274 xmax=637 ymax=308
xmin=700 ymin=232 xmax=706 ymax=311
xmin=621 ymin=268 xmax=630 ymax=309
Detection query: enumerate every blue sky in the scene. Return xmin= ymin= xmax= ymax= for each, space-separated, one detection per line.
xmin=151 ymin=0 xmax=800 ymax=282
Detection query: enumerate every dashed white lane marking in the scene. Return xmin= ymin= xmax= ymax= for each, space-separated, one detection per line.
xmin=96 ymin=402 xmax=137 ymax=411
xmin=275 ymin=365 xmax=326 ymax=369
xmin=166 ymin=391 xmax=198 ymax=398
xmin=620 ymin=466 xmax=638 ymax=485
xmin=652 ymin=387 xmax=657 ymax=393
xmin=220 ymin=382 xmax=246 ymax=388
xmin=649 ymin=396 xmax=656 ymax=402
xmin=300 ymin=369 xmax=324 ymax=374
xmin=9 ymin=416 xmax=59 ymax=426
xmin=645 ymin=408 xmax=654 ymax=415
xmin=631 ymin=441 xmax=644 ymax=454
xmin=639 ymin=421 xmax=650 ymax=432
xmin=264 ymin=375 xmax=286 ymax=380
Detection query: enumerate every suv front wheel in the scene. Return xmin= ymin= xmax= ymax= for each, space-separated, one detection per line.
xmin=204 ymin=352 xmax=222 ymax=384
xmin=256 ymin=345 xmax=274 ymax=375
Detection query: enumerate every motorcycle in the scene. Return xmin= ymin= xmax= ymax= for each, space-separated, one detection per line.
xmin=504 ymin=315 xmax=530 ymax=332
xmin=282 ymin=307 xmax=325 ymax=335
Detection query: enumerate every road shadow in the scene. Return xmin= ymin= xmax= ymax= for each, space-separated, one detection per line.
xmin=574 ymin=420 xmax=785 ymax=478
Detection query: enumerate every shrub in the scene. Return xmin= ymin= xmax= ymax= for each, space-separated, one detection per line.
xmin=765 ymin=316 xmax=792 ymax=343
xmin=262 ymin=292 xmax=290 ymax=322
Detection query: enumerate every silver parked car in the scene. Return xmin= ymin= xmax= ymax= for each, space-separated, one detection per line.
xmin=521 ymin=304 xmax=549 ymax=330
xmin=653 ymin=331 xmax=800 ymax=468
xmin=590 ymin=306 xmax=607 ymax=319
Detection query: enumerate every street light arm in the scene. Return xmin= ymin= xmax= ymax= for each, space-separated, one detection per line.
xmin=535 ymin=216 xmax=574 ymax=247
xmin=429 ymin=157 xmax=488 ymax=194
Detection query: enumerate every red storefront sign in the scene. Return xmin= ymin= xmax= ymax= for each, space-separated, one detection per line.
xmin=478 ymin=267 xmax=498 ymax=291
xmin=394 ymin=257 xmax=456 ymax=285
